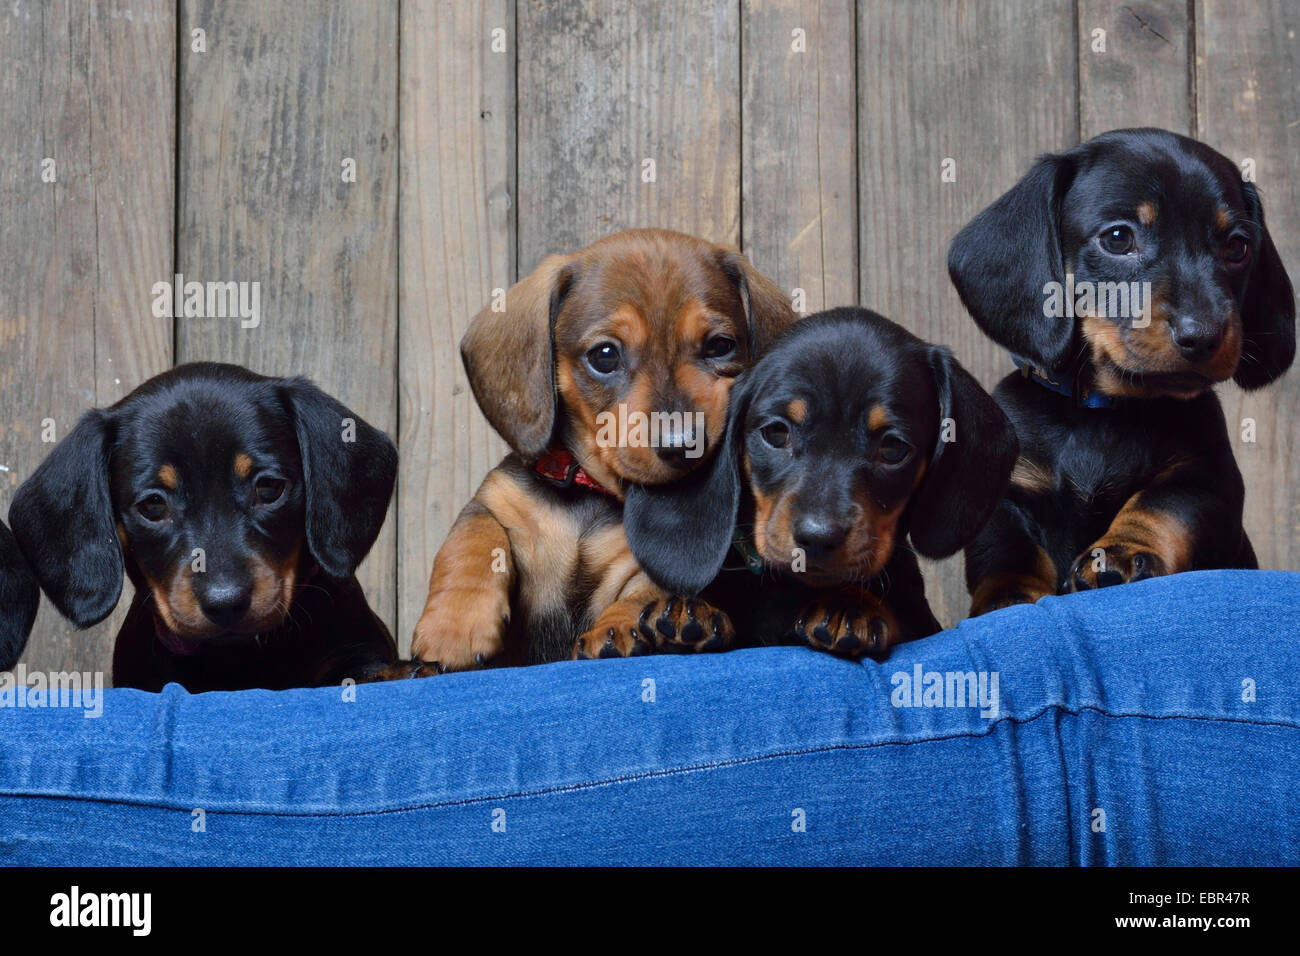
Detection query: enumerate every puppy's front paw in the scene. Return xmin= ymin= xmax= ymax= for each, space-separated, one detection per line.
xmin=411 ymin=587 xmax=511 ymax=672
xmin=975 ymin=593 xmax=1033 ymax=614
xmin=1069 ymin=543 xmax=1165 ymax=591
xmin=572 ymin=596 xmax=735 ymax=660
xmin=970 ymin=585 xmax=1053 ymax=616
xmin=794 ymin=592 xmax=897 ymax=659
xmin=358 ymin=660 xmax=444 ymax=682
xmin=969 ymin=551 xmax=1062 ymax=616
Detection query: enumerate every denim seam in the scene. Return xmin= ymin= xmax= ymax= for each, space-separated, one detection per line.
xmin=1 ymin=703 xmax=1296 ymax=819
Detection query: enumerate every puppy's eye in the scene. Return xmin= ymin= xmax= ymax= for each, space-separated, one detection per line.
xmin=702 ymin=335 xmax=736 ymax=360
xmin=1223 ymin=236 xmax=1251 ymax=265
xmin=254 ymin=476 xmax=286 ymax=505
xmin=585 ymin=343 xmax=621 ymax=375
xmin=1099 ymin=226 xmax=1137 ymax=255
xmin=136 ymin=493 xmax=168 ymax=522
xmin=759 ymin=421 xmax=791 ymax=449
xmin=878 ymin=434 xmax=911 ymax=465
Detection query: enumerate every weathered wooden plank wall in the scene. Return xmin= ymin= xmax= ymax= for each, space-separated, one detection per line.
xmin=3 ymin=0 xmax=1297 ymax=677
xmin=742 ymin=0 xmax=858 ymax=314
xmin=1197 ymin=0 xmax=1300 ymax=575
xmin=1 ymin=0 xmax=174 ymax=673
xmin=517 ymin=1 xmax=742 ymax=262
xmin=397 ymin=0 xmax=512 ymax=653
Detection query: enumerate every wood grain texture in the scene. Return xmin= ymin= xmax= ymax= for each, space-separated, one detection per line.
xmin=1078 ymin=0 xmax=1192 ymax=137
xmin=1196 ymin=0 xmax=1300 ymax=574
xmin=517 ymin=0 xmax=742 ymax=267
xmin=741 ymin=0 xmax=857 ymax=311
xmin=176 ymin=0 xmax=399 ymax=627
xmin=397 ymin=0 xmax=513 ymax=652
xmin=1 ymin=0 xmax=174 ymax=677
xmin=857 ymin=0 xmax=1078 ymax=627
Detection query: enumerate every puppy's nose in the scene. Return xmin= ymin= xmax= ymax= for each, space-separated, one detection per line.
xmin=655 ymin=444 xmax=690 ymax=468
xmin=793 ymin=515 xmax=848 ymax=559
xmin=655 ymin=429 xmax=696 ymax=469
xmin=1170 ymin=315 xmax=1223 ymax=362
xmin=196 ymin=580 xmax=252 ymax=629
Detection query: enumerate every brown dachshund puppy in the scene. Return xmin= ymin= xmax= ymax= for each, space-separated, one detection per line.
xmin=412 ymin=229 xmax=796 ymax=669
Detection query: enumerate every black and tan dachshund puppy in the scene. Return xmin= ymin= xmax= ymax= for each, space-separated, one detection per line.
xmin=0 ymin=520 xmax=39 ymax=671
xmin=949 ymin=128 xmax=1295 ymax=614
xmin=412 ymin=229 xmax=797 ymax=669
xmin=8 ymin=363 xmax=400 ymax=691
xmin=622 ymin=308 xmax=1019 ymax=658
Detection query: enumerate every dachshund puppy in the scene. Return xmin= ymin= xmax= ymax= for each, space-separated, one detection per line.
xmin=624 ymin=308 xmax=1019 ymax=658
xmin=412 ymin=228 xmax=796 ymax=669
xmin=0 ymin=520 xmax=39 ymax=671
xmin=948 ymin=128 xmax=1295 ymax=613
xmin=9 ymin=363 xmax=399 ymax=691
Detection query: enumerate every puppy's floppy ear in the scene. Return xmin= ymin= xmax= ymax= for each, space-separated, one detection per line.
xmin=9 ymin=409 xmax=122 ymax=628
xmin=948 ymin=154 xmax=1076 ymax=370
xmin=461 ymin=253 xmax=578 ymax=459
xmin=716 ymin=248 xmax=797 ymax=356
xmin=281 ymin=378 xmax=398 ymax=579
xmin=1235 ymin=182 xmax=1296 ymax=389
xmin=907 ymin=347 xmax=1019 ymax=559
xmin=624 ymin=375 xmax=752 ymax=595
xmin=0 ymin=519 xmax=40 ymax=670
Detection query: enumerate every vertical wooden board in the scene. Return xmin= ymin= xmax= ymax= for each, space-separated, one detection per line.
xmin=1078 ymin=0 xmax=1192 ymax=137
xmin=0 ymin=0 xmax=174 ymax=677
xmin=397 ymin=0 xmax=513 ymax=651
xmin=517 ymin=0 xmax=742 ymax=266
xmin=741 ymin=0 xmax=857 ymax=311
xmin=89 ymin=2 xmax=177 ymax=409
xmin=176 ymin=0 xmax=400 ymax=626
xmin=1196 ymin=0 xmax=1300 ymax=573
xmin=857 ymin=0 xmax=1077 ymax=627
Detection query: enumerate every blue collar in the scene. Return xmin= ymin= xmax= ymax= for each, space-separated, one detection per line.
xmin=1011 ymin=356 xmax=1114 ymax=409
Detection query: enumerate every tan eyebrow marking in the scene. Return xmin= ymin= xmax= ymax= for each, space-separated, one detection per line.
xmin=1215 ymin=207 xmax=1231 ymax=232
xmin=1136 ymin=202 xmax=1157 ymax=227
xmin=786 ymin=399 xmax=807 ymax=424
xmin=157 ymin=464 xmax=178 ymax=490
xmin=234 ymin=453 xmax=253 ymax=479
xmin=868 ymin=405 xmax=890 ymax=431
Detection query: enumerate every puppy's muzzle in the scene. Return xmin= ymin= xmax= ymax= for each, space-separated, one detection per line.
xmin=194 ymin=575 xmax=253 ymax=629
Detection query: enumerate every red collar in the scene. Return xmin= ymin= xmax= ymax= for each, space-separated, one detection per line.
xmin=534 ymin=448 xmax=617 ymax=496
